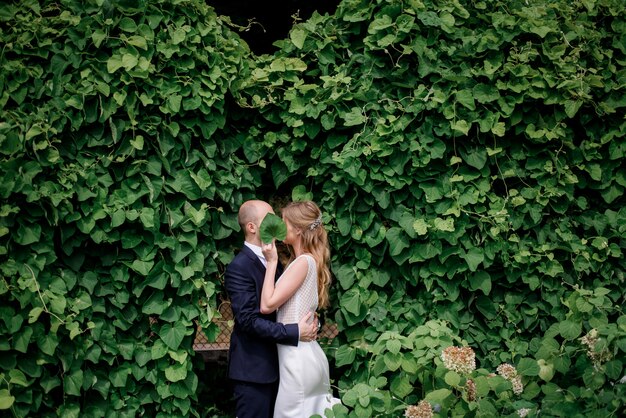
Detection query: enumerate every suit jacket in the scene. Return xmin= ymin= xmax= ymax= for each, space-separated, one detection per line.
xmin=224 ymin=245 xmax=299 ymax=383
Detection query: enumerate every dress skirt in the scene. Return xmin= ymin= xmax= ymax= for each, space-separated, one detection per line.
xmin=274 ymin=341 xmax=340 ymax=418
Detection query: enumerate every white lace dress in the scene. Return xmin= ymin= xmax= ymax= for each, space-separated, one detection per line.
xmin=274 ymin=254 xmax=340 ymax=418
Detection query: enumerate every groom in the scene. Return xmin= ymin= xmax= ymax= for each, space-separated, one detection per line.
xmin=225 ymin=199 xmax=318 ymax=418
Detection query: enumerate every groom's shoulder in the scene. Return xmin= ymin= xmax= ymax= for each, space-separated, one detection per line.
xmin=227 ymin=246 xmax=252 ymax=269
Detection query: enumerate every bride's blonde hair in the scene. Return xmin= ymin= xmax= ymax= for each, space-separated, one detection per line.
xmin=281 ymin=201 xmax=331 ymax=309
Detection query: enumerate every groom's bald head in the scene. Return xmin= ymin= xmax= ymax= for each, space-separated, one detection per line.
xmin=238 ymin=200 xmax=274 ymax=244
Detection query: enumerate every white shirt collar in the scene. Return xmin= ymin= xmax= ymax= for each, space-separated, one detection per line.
xmin=244 ymin=241 xmax=266 ymax=267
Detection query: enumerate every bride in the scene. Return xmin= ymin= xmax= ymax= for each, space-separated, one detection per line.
xmin=260 ymin=200 xmax=341 ymax=417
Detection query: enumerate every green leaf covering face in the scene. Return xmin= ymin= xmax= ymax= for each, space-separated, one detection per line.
xmin=259 ymin=213 xmax=287 ymax=243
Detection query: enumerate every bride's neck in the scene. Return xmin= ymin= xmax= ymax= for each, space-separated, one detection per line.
xmin=292 ymin=240 xmax=304 ymax=257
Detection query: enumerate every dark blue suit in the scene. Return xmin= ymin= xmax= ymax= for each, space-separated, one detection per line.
xmin=225 ymin=245 xmax=299 ymax=418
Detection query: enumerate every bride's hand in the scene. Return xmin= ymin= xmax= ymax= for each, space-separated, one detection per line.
xmin=261 ymin=239 xmax=278 ymax=264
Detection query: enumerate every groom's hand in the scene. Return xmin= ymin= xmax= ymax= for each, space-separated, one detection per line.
xmin=298 ymin=311 xmax=318 ymax=342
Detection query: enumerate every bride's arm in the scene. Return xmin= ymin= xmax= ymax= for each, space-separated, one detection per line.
xmin=260 ymin=241 xmax=308 ymax=314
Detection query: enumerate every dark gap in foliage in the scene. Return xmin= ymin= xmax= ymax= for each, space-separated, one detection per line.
xmin=195 ymin=352 xmax=235 ymax=416
xmin=209 ymin=0 xmax=341 ymax=54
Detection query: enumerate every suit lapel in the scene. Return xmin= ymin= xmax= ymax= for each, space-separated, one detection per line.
xmin=240 ymin=245 xmax=266 ymax=273
xmin=241 ymin=245 xmax=284 ymax=288
xmin=240 ymin=246 xmax=267 ymax=304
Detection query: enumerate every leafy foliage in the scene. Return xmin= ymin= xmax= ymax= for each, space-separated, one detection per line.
xmin=232 ymin=0 xmax=626 ymax=415
xmin=1 ymin=0 xmax=626 ymax=417
xmin=0 ymin=0 xmax=251 ymax=416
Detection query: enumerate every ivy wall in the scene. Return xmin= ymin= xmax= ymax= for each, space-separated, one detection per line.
xmin=0 ymin=0 xmax=250 ymax=415
xmin=1 ymin=0 xmax=625 ymax=417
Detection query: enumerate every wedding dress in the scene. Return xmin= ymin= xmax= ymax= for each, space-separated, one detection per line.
xmin=274 ymin=254 xmax=340 ymax=418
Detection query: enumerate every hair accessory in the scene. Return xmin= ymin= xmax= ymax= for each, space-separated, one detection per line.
xmin=309 ymin=213 xmax=322 ymax=230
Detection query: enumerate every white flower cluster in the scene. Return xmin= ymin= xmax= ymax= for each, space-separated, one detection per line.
xmin=441 ymin=346 xmax=477 ymax=375
xmin=465 ymin=378 xmax=476 ymax=402
xmin=497 ymin=363 xmax=524 ymax=395
xmin=580 ymin=329 xmax=612 ymax=365
xmin=405 ymin=400 xmax=433 ymax=418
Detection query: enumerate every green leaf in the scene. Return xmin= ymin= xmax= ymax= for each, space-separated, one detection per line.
xmin=456 ymin=89 xmax=475 ymax=110
xmin=444 ymin=371 xmax=461 ymax=386
xmin=473 ymin=376 xmax=490 ymax=397
xmin=113 ymin=90 xmax=127 ymax=106
xmin=401 ymin=355 xmax=418 ymax=374
xmin=559 ymin=320 xmax=582 ymax=340
xmin=469 ymin=271 xmax=491 ymax=295
xmin=383 ymin=352 xmax=402 ymax=371
xmin=433 ymin=217 xmax=454 ymax=232
xmin=165 ymin=362 xmax=188 ymax=382
xmin=25 ymin=124 xmax=44 ymax=141
xmin=111 ymin=208 xmax=126 ymax=227
xmin=386 ymin=339 xmax=401 ymax=355
xmin=72 ymin=291 xmax=92 ymax=312
xmin=462 ymin=148 xmax=488 ymax=170
xmin=604 ymin=360 xmax=622 ymax=380
xmin=37 ymin=333 xmax=59 ymax=356
xmin=473 ymin=84 xmax=500 ymax=103
xmin=14 ymin=327 xmax=32 ymax=353
xmin=130 ymin=135 xmax=144 ymax=150
xmin=142 ymin=292 xmax=167 ymax=315
xmin=292 ymin=185 xmax=313 ymax=202
xmin=334 ymin=264 xmax=356 ymax=289
xmin=107 ymin=55 xmax=123 ymax=73
xmin=121 ymin=53 xmax=138 ymax=70
xmin=15 ymin=222 xmax=41 ymax=245
xmin=390 ymin=373 xmax=412 ymax=398
xmin=477 ymin=399 xmax=497 ymax=415
xmin=530 ymin=25 xmax=552 ymax=38
xmin=601 ymin=184 xmax=622 ymax=204
xmin=28 ymin=307 xmax=44 ymax=323
xmin=92 ymin=29 xmax=107 ymax=47
xmin=126 ymin=35 xmax=148 ymax=50
xmin=170 ymin=27 xmax=186 ymax=44
xmin=184 ymin=203 xmax=206 ymax=226
xmin=451 ymin=120 xmax=470 ymax=135
xmin=290 ymin=27 xmax=307 ymax=49
xmin=159 ymin=322 xmax=186 ymax=350
xmin=131 ymin=260 xmax=154 ymax=276
xmin=425 ymin=388 xmax=452 ymax=404
xmin=0 ymin=389 xmax=15 ymax=410
xmin=517 ymin=358 xmax=540 ymax=376
xmin=9 ymin=369 xmax=29 ymax=387
xmin=64 ymin=369 xmax=83 ymax=396
xmin=110 ymin=366 xmax=131 ymax=388
xmin=40 ymin=375 xmax=61 ymax=394
xmin=565 ymin=99 xmax=583 ymax=118
xmin=343 ymin=107 xmax=366 ymax=126
xmin=119 ymin=17 xmax=138 ymax=32
xmin=167 ymin=94 xmax=182 ymax=113
xmin=538 ymin=359 xmax=555 ymax=381
xmin=462 ymin=247 xmax=484 ymax=272
xmin=385 ymin=227 xmax=408 ymax=257
xmin=335 ymin=346 xmax=356 ymax=367
xmin=341 ymin=288 xmax=362 ymax=316
xmin=151 ymin=339 xmax=168 ymax=360
xmin=79 ymin=272 xmax=98 ymax=293
xmin=491 ymin=122 xmax=506 ymax=137
xmin=259 ymin=213 xmax=287 ymax=244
